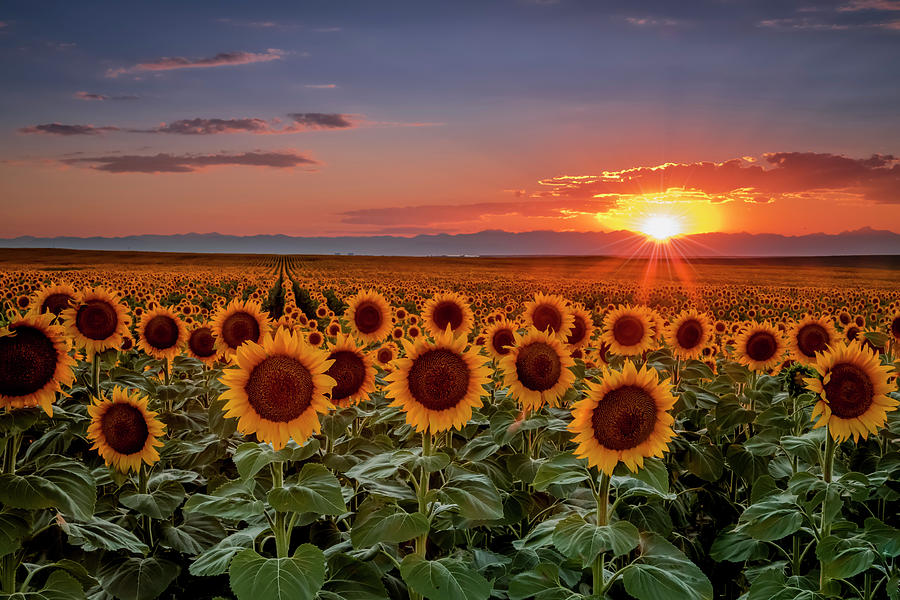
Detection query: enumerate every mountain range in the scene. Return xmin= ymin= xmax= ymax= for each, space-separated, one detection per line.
xmin=2 ymin=228 xmax=898 ymax=257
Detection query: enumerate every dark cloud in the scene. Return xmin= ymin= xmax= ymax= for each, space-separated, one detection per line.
xmin=148 ymin=118 xmax=274 ymax=135
xmin=287 ymin=113 xmax=355 ymax=129
xmin=74 ymin=91 xmax=139 ymax=101
xmin=18 ymin=123 xmax=120 ymax=135
xmin=61 ymin=150 xmax=317 ymax=173
xmin=106 ymin=49 xmax=285 ymax=77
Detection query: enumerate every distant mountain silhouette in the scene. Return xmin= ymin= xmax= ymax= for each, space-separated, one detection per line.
xmin=2 ymin=228 xmax=898 ymax=256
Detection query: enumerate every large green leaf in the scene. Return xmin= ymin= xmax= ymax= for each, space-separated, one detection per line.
xmin=508 ymin=563 xmax=582 ymax=600
xmin=350 ymin=504 xmax=428 ymax=549
xmin=438 ymin=469 xmax=504 ymax=521
xmin=183 ymin=480 xmax=265 ymax=521
xmin=319 ymin=553 xmax=390 ymax=600
xmin=229 ymin=545 xmax=326 ymax=600
xmin=399 ymin=555 xmax=492 ymax=600
xmin=98 ymin=557 xmax=179 ymax=600
xmin=622 ymin=533 xmax=713 ymax=600
xmin=60 ymin=517 xmax=149 ymax=555
xmin=159 ymin=514 xmax=225 ymax=555
xmin=0 ymin=570 xmax=85 ymax=600
xmin=232 ymin=440 xmax=320 ymax=481
xmin=736 ymin=494 xmax=803 ymax=541
xmin=531 ymin=453 xmax=588 ymax=492
xmin=189 ymin=525 xmax=267 ymax=576
xmin=0 ymin=462 xmax=95 ymax=521
xmin=119 ymin=480 xmax=185 ymax=520
xmin=864 ymin=517 xmax=900 ymax=557
xmin=0 ymin=511 xmax=31 ymax=559
xmin=709 ymin=530 xmax=768 ymax=563
xmin=268 ymin=464 xmax=347 ymax=516
xmin=552 ymin=515 xmax=639 ymax=567
xmin=685 ymin=444 xmax=724 ymax=482
xmin=816 ymin=535 xmax=875 ymax=580
xmin=746 ymin=570 xmax=823 ymax=600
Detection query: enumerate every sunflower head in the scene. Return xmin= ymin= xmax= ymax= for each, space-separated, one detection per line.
xmin=31 ymin=284 xmax=77 ymax=317
xmin=345 ymin=290 xmax=392 ymax=343
xmin=422 ymin=292 xmax=474 ymax=338
xmin=789 ymin=316 xmax=837 ymax=364
xmin=498 ymin=327 xmax=576 ymax=413
xmin=565 ymin=305 xmax=594 ymax=349
xmin=803 ymin=340 xmax=896 ymax=442
xmin=735 ymin=321 xmax=785 ymax=372
xmin=187 ymin=325 xmax=219 ymax=365
xmin=665 ymin=309 xmax=711 ymax=360
xmin=568 ymin=361 xmax=676 ymax=475
xmin=87 ymin=387 xmax=165 ymax=473
xmin=523 ymin=292 xmax=574 ymax=341
xmin=137 ymin=306 xmax=187 ymax=364
xmin=484 ymin=318 xmax=518 ymax=360
xmin=220 ymin=327 xmax=336 ymax=450
xmin=325 ymin=334 xmax=376 ymax=407
xmin=61 ymin=287 xmax=132 ymax=358
xmin=212 ymin=299 xmax=270 ymax=358
xmin=372 ymin=341 xmax=399 ymax=367
xmin=601 ymin=305 xmax=655 ymax=357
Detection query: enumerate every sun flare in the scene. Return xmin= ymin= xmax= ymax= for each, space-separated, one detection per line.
xmin=639 ymin=214 xmax=682 ymax=241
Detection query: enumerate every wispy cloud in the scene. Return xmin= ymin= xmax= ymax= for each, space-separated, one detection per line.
xmin=838 ymin=0 xmax=900 ymax=11
xmin=60 ymin=150 xmax=318 ymax=173
xmin=74 ymin=91 xmax=139 ymax=101
xmin=304 ymin=84 xmax=337 ymax=89
xmin=18 ymin=123 xmax=120 ymax=135
xmin=624 ymin=16 xmax=683 ymax=27
xmin=287 ymin=113 xmax=356 ymax=129
xmin=106 ymin=49 xmax=286 ymax=78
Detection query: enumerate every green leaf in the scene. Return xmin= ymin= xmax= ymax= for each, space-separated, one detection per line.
xmin=183 ymin=480 xmax=265 ymax=521
xmin=623 ymin=533 xmax=713 ymax=600
xmin=780 ymin=430 xmax=823 ymax=465
xmin=457 ymin=436 xmax=500 ymax=462
xmin=736 ymin=494 xmax=803 ymax=541
xmin=0 ymin=511 xmax=30 ymax=559
xmin=400 ymin=555 xmax=492 ymax=600
xmin=99 ymin=557 xmax=179 ymax=600
xmin=439 ymin=469 xmax=504 ymax=521
xmin=229 ymin=545 xmax=326 ymax=600
xmin=189 ymin=526 xmax=267 ymax=577
xmin=864 ymin=517 xmax=900 ymax=557
xmin=632 ymin=458 xmax=670 ymax=495
xmin=816 ymin=535 xmax=875 ymax=579
xmin=0 ymin=463 xmax=96 ymax=522
xmin=508 ymin=563 xmax=581 ymax=600
xmin=345 ymin=452 xmax=403 ymax=482
xmin=350 ymin=504 xmax=428 ymax=549
xmin=232 ymin=440 xmax=319 ymax=481
xmin=709 ymin=530 xmax=768 ymax=563
xmin=160 ymin=514 xmax=226 ymax=555
xmin=60 ymin=517 xmax=149 ymax=555
xmin=746 ymin=569 xmax=823 ymax=600
xmin=320 ymin=553 xmax=390 ymax=600
xmin=552 ymin=515 xmax=640 ymax=567
xmin=268 ymin=463 xmax=347 ymax=516
xmin=0 ymin=570 xmax=86 ymax=600
xmin=685 ymin=444 xmax=724 ymax=482
xmin=120 ymin=480 xmax=185 ymax=520
xmin=531 ymin=453 xmax=588 ymax=492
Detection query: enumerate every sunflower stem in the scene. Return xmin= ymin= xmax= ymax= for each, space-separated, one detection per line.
xmin=819 ymin=430 xmax=836 ymax=593
xmin=271 ymin=461 xmax=289 ymax=559
xmin=593 ymin=470 xmax=610 ymax=595
xmin=91 ymin=353 xmax=101 ymax=398
xmin=415 ymin=431 xmax=432 ymax=559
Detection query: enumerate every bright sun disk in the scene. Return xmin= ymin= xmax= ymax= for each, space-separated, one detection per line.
xmin=639 ymin=214 xmax=682 ymax=241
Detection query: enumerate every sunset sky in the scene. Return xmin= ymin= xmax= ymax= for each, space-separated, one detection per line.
xmin=1 ymin=0 xmax=899 ymax=239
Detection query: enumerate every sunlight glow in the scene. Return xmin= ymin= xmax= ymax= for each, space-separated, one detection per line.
xmin=638 ymin=214 xmax=682 ymax=241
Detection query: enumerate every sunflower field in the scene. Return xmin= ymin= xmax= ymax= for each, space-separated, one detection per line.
xmin=1 ymin=254 xmax=899 ymax=600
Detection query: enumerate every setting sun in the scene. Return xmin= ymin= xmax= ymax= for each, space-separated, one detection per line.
xmin=639 ymin=214 xmax=682 ymax=241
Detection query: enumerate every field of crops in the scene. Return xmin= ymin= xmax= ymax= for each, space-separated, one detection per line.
xmin=1 ymin=250 xmax=898 ymax=600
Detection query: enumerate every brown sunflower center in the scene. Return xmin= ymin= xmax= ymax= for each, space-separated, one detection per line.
xmin=846 ymin=326 xmax=860 ymax=341
xmin=532 ymin=304 xmax=563 ymax=333
xmin=42 ymin=293 xmax=73 ymax=315
xmin=76 ymin=300 xmax=119 ymax=341
xmin=0 ymin=325 xmax=58 ymax=397
xmin=890 ymin=316 xmax=900 ymax=339
xmin=566 ymin=315 xmax=588 ymax=346
xmin=491 ymin=328 xmax=515 ymax=356
xmin=431 ymin=300 xmax=464 ymax=331
xmin=515 ymin=341 xmax=562 ymax=391
xmin=221 ymin=311 xmax=260 ymax=350
xmin=745 ymin=331 xmax=777 ymax=362
xmin=376 ymin=348 xmax=394 ymax=363
xmin=354 ymin=302 xmax=384 ymax=334
xmin=327 ymin=350 xmax=367 ymax=401
xmin=824 ymin=362 xmax=875 ymax=419
xmin=188 ymin=327 xmax=217 ymax=358
xmin=796 ymin=323 xmax=829 ymax=358
xmin=676 ymin=319 xmax=704 ymax=350
xmin=245 ymin=355 xmax=313 ymax=422
xmin=613 ymin=315 xmax=645 ymax=347
xmin=407 ymin=348 xmax=471 ymax=411
xmin=101 ymin=403 xmax=149 ymax=455
xmin=591 ymin=385 xmax=658 ymax=450
xmin=143 ymin=315 xmax=179 ymax=350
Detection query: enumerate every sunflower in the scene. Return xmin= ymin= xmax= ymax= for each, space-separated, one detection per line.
xmin=372 ymin=341 xmax=399 ymax=367
xmin=61 ymin=287 xmax=132 ymax=359
xmin=735 ymin=321 xmax=785 ymax=372
xmin=568 ymin=361 xmax=676 ymax=475
xmin=789 ymin=316 xmax=837 ymax=364
xmin=31 ymin=283 xmax=77 ymax=317
xmin=484 ymin=318 xmax=518 ymax=360
xmin=345 ymin=290 xmax=392 ymax=343
xmin=803 ymin=340 xmax=896 ymax=442
xmin=601 ymin=305 xmax=655 ymax=357
xmin=422 ymin=292 xmax=474 ymax=338
xmin=137 ymin=306 xmax=187 ymax=364
xmin=665 ymin=309 xmax=712 ymax=360
xmin=565 ymin=305 xmax=594 ymax=350
xmin=186 ymin=325 xmax=219 ymax=365
xmin=325 ymin=334 xmax=376 ymax=407
xmin=499 ymin=328 xmax=576 ymax=412
xmin=87 ymin=387 xmax=165 ymax=473
xmin=385 ymin=327 xmax=490 ymax=433
xmin=220 ymin=327 xmax=335 ymax=450
xmin=211 ymin=299 xmax=269 ymax=358
xmin=0 ymin=312 xmax=75 ymax=416
xmin=886 ymin=313 xmax=900 ymax=344
xmin=523 ymin=293 xmax=574 ymax=341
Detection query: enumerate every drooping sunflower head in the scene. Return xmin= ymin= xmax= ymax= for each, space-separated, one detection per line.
xmin=0 ymin=312 xmax=75 ymax=416
xmin=211 ymin=299 xmax=270 ymax=358
xmin=789 ymin=316 xmax=837 ymax=364
xmin=137 ymin=306 xmax=187 ymax=364
xmin=385 ymin=327 xmax=491 ymax=433
xmin=803 ymin=340 xmax=896 ymax=442
xmin=422 ymin=292 xmax=475 ymax=338
xmin=568 ymin=361 xmax=676 ymax=475
xmin=345 ymin=289 xmax=392 ymax=343
xmin=498 ymin=327 xmax=576 ymax=412
xmin=484 ymin=318 xmax=518 ymax=360
xmin=87 ymin=387 xmax=165 ymax=473
xmin=325 ymin=334 xmax=376 ymax=407
xmin=187 ymin=325 xmax=219 ymax=365
xmin=523 ymin=292 xmax=574 ymax=341
xmin=665 ymin=309 xmax=712 ymax=360
xmin=601 ymin=305 xmax=655 ymax=357
xmin=31 ymin=283 xmax=77 ymax=318
xmin=220 ymin=327 xmax=335 ymax=450
xmin=565 ymin=305 xmax=594 ymax=350
xmin=735 ymin=321 xmax=785 ymax=372
xmin=61 ymin=287 xmax=132 ymax=358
